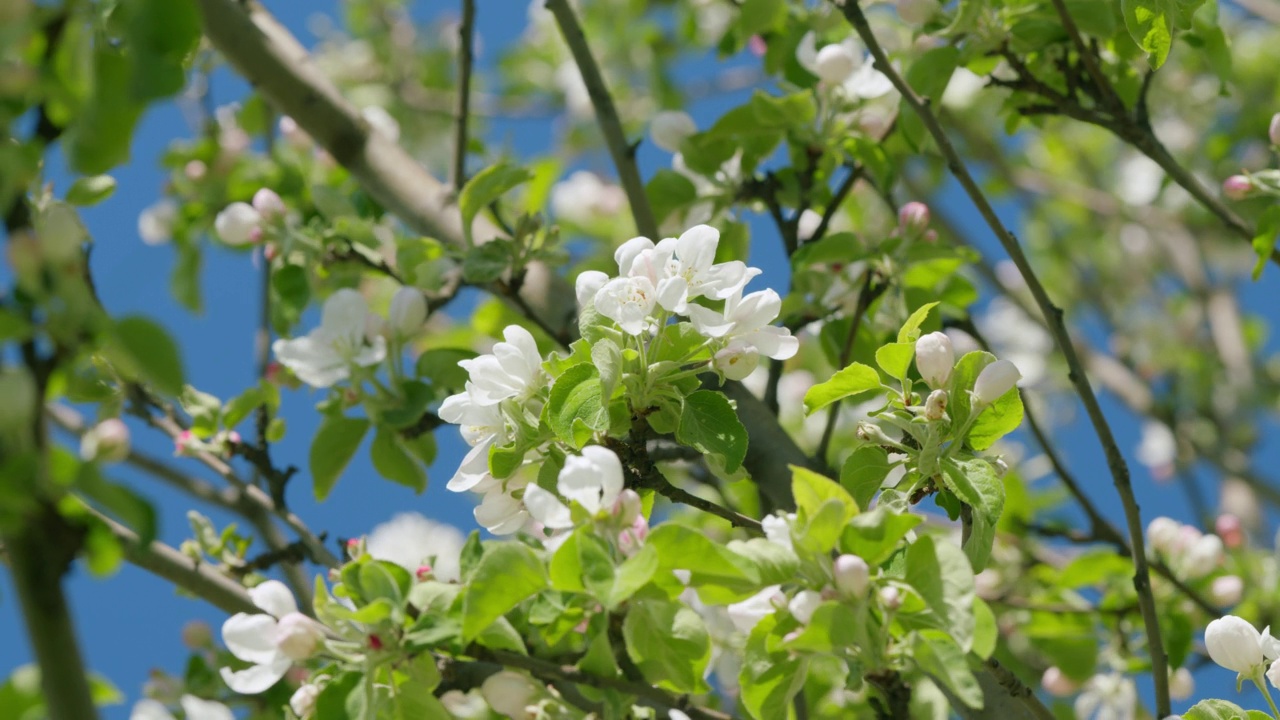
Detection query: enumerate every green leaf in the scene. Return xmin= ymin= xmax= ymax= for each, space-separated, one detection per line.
xmin=738 ymin=0 xmax=786 ymax=36
xmin=841 ymin=506 xmax=923 ymax=566
xmin=310 ymin=416 xmax=370 ymax=500
xmin=875 ymin=342 xmax=915 ymax=380
xmin=607 ymin=544 xmax=659 ymax=609
xmin=461 ymin=542 xmax=548 ymax=641
xmin=1122 ymin=0 xmax=1174 ymax=68
xmin=370 ymin=428 xmax=427 ymax=493
xmin=359 ymin=560 xmax=411 ymax=606
xmin=940 ymin=458 xmax=1004 ymax=571
xmin=623 ymin=600 xmax=711 ymax=693
xmin=107 ymin=316 xmax=185 ymax=396
xmin=967 ymin=385 xmax=1023 ymax=450
xmin=912 ymin=630 xmax=983 ymax=708
xmin=461 ymin=240 xmax=513 ymax=284
xmin=646 ymin=524 xmax=759 ymax=603
xmin=592 ymin=338 xmax=623 ymax=401
xmin=123 ymin=0 xmax=201 ymax=101
xmin=740 ymin=614 xmax=808 ymax=720
xmin=314 ymin=672 xmax=361 ymax=720
xmin=1251 ymin=205 xmax=1280 ymax=281
xmin=897 ymin=302 xmax=940 ymax=343
xmin=676 ymin=390 xmax=748 ymax=473
xmin=1183 ymin=698 xmax=1251 ymax=720
xmin=792 ymin=466 xmax=857 ymax=553
xmin=972 ymin=598 xmax=997 ymax=659
xmin=903 ymin=536 xmax=976 ymax=652
xmin=804 ymin=362 xmax=882 ymax=415
xmin=66 ymin=175 xmax=117 ymax=206
xmin=415 ymin=348 xmax=478 ymax=392
xmin=841 ymin=446 xmax=893 ymax=511
xmin=459 ymin=163 xmax=533 ymax=244
xmin=906 ymin=50 xmax=958 ymax=102
xmin=647 ymin=169 xmax=698 ymax=224
xmin=66 ymin=47 xmax=143 ymax=174
xmin=544 ymin=363 xmax=607 ymax=447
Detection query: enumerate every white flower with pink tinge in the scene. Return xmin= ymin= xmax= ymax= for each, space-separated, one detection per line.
xmin=130 ymin=696 xmax=233 ymax=720
xmin=272 ymin=289 xmax=387 ymax=388
xmin=220 ymin=581 xmax=325 ymax=694
xmin=686 ymin=286 xmax=799 ymax=364
xmin=524 ymin=446 xmax=626 ymax=531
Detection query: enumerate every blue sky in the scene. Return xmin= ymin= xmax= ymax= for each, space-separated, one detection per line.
xmin=1 ymin=1 xmax=1275 ymax=717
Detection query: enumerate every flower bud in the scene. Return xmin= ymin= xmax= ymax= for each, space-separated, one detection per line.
xmin=184 ymin=160 xmax=207 ymax=182
xmin=1168 ymin=667 xmax=1193 ymax=701
xmin=972 ymin=359 xmax=1021 ymax=406
xmin=1270 ymin=112 xmax=1280 ymax=147
xmin=1182 ymin=533 xmax=1224 ymax=579
xmin=991 ymin=457 xmax=1009 ymax=478
xmin=290 ymin=684 xmax=321 ymax=719
xmin=1212 ymin=575 xmax=1244 ymax=607
xmin=214 ymin=202 xmax=262 ymax=246
xmin=649 ymin=110 xmax=697 ymax=153
xmin=1205 ymin=615 xmax=1265 ymax=673
xmin=181 ymin=620 xmax=213 ymax=649
xmin=923 ymin=389 xmax=947 ymax=421
xmin=914 ymin=332 xmax=953 ymax=389
xmin=898 ymin=201 xmax=931 ymax=237
xmin=80 ymin=418 xmax=131 ymax=463
xmin=138 ymin=200 xmax=178 ymax=246
xmin=834 ymin=554 xmax=870 ymax=598
xmin=1217 ymin=513 xmax=1245 ymax=549
xmin=855 ymin=421 xmax=896 ymax=446
xmin=713 ymin=342 xmax=760 ymax=381
xmin=481 ymin=671 xmax=536 ymax=719
xmin=36 ymin=202 xmax=87 ymax=263
xmin=1223 ymin=174 xmax=1253 ymax=201
xmin=614 ymin=489 xmax=643 ymax=526
xmin=789 ymin=590 xmax=823 ymax=625
xmin=1040 ymin=666 xmax=1078 ymax=697
xmin=416 ymin=565 xmax=433 ymax=581
xmin=878 ymin=585 xmax=902 ymax=611
xmin=1146 ymin=516 xmax=1180 ymax=555
xmin=0 ymin=367 xmax=37 ymax=434
xmin=814 ymin=43 xmax=858 ymax=84
xmin=388 ymin=286 xmax=427 ymax=338
xmin=618 ymin=514 xmax=650 ymax=557
xmin=274 ymin=612 xmax=324 ymax=660
xmin=251 ymin=188 xmax=285 ymax=220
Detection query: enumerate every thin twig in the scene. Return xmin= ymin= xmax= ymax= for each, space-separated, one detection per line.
xmin=831 ymin=2 xmax=1171 ymax=713
xmin=452 ymin=0 xmax=476 ymax=190
xmin=545 ymin=0 xmax=658 ymax=239
xmin=653 ymin=479 xmax=763 ymax=532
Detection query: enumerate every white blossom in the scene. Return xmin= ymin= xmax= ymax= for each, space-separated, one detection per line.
xmin=366 ymin=513 xmax=465 ymax=582
xmin=1073 ymin=672 xmax=1136 ymax=720
xmin=1146 ymin=517 xmax=1181 ymax=555
xmin=138 ymin=199 xmax=178 ymax=245
xmin=796 ymin=209 xmax=823 ymax=242
xmin=220 ymin=580 xmax=318 ymax=694
xmin=251 ymin=188 xmax=285 ymax=220
xmin=1205 ymin=615 xmax=1271 ymax=673
xmin=686 ymin=286 xmax=799 ymax=361
xmin=1136 ymin=421 xmax=1177 ymax=473
xmin=727 ymin=586 xmax=784 ymax=633
xmin=551 ymin=171 xmax=626 ymax=225
xmin=456 ymin=325 xmax=544 ymax=405
xmin=972 ymin=359 xmax=1021 ymax=405
xmin=650 ymin=110 xmax=697 ymax=152
xmin=438 ymin=391 xmax=508 ymax=493
xmin=762 ymin=513 xmax=797 ymax=553
xmin=713 ymin=341 xmax=760 ymax=380
xmin=1181 ymin=533 xmax=1224 ymax=579
xmin=213 ymin=202 xmax=261 ymax=246
xmin=575 ymin=270 xmax=609 ymax=309
xmin=272 ymin=289 xmax=388 ymax=387
xmin=130 ymin=696 xmax=234 ymax=720
xmin=1040 ymin=667 xmax=1078 ymax=697
xmin=524 ymin=446 xmax=625 ymax=530
xmin=814 ymin=43 xmax=858 ymax=84
xmin=290 ymin=684 xmax=321 ymax=719
xmin=595 ymin=275 xmax=659 ymax=335
xmin=1168 ymin=667 xmax=1194 ymax=701
xmin=475 ymin=486 xmax=529 ymax=535
xmin=656 ymin=225 xmax=753 ymax=313
xmin=1212 ymin=575 xmax=1244 ymax=606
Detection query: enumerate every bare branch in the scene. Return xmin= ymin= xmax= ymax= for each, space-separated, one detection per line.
xmin=452 ymin=0 xmax=476 ymax=190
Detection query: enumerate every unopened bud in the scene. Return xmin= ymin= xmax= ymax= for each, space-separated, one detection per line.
xmin=184 ymin=160 xmax=207 ymax=182
xmin=878 ymin=585 xmax=902 ymax=610
xmin=914 ymin=332 xmax=953 ymax=388
xmin=898 ymin=201 xmax=931 ymax=237
xmin=80 ymin=418 xmax=131 ymax=463
xmin=923 ymin=389 xmax=947 ymax=421
xmin=1182 ymin=533 xmax=1224 ymax=579
xmin=1040 ymin=666 xmax=1078 ymax=697
xmin=972 ymin=359 xmax=1021 ymax=406
xmin=181 ymin=620 xmax=213 ymax=649
xmin=1169 ymin=667 xmax=1194 ymax=701
xmin=649 ymin=110 xmax=697 ymax=153
xmin=274 ymin=612 xmax=324 ymax=660
xmin=1270 ymin=112 xmax=1280 ymax=147
xmin=1216 ymin=513 xmax=1245 ymax=549
xmin=174 ymin=429 xmax=197 ymax=456
xmin=897 ymin=0 xmax=940 ymax=24
xmin=1223 ymin=174 xmax=1253 ymax=201
xmin=138 ymin=200 xmax=178 ymax=246
xmin=814 ymin=44 xmax=857 ymax=84
xmin=290 ymin=684 xmax=321 ymax=719
xmin=614 ymin=489 xmax=643 ymax=526
xmin=1211 ymin=575 xmax=1244 ymax=606
xmin=214 ymin=202 xmax=262 ymax=245
xmin=388 ymin=286 xmax=427 ymax=338
xmin=834 ymin=554 xmax=870 ymax=598
xmin=855 ymin=421 xmax=896 ymax=446
xmin=1147 ymin=516 xmax=1180 ymax=555
xmin=416 ymin=564 xmax=433 ymax=581
xmin=251 ymin=188 xmax=285 ymax=220
xmin=991 ymin=457 xmax=1009 ymax=478
xmin=617 ymin=515 xmax=650 ymax=557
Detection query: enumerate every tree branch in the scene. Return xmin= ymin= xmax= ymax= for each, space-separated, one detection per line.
xmin=545 ymin=0 xmax=658 ymax=239
xmin=452 ymin=0 xmax=476 ymax=190
xmin=831 ymin=2 xmax=1171 ymax=714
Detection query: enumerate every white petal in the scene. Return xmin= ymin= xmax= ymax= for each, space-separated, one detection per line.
xmin=221 ymin=613 xmax=282 ymax=665
xmin=583 ymin=445 xmax=624 ymax=508
xmin=675 ymin=224 xmax=719 ymax=272
xmin=523 ymin=485 xmax=574 ymax=529
xmin=130 ymin=699 xmax=175 ymax=720
xmin=248 ymin=580 xmax=298 ymax=617
xmin=179 ymin=695 xmax=235 ymax=720
xmin=219 ymin=656 xmax=291 ymax=695
xmin=685 ymin=304 xmax=734 ymax=338
xmin=730 ymin=289 xmax=782 ymax=331
xmin=351 ymin=336 xmax=387 ymax=367
xmin=697 ymin=261 xmax=751 ymax=299
xmin=320 ymin=289 xmax=369 ymax=336
xmin=475 ymin=491 xmax=528 ymax=535
xmin=657 ymin=276 xmax=689 ymax=313
xmin=447 ymin=441 xmax=495 ymax=492
xmin=615 ymin=236 xmax=655 ymax=275
xmin=272 ymin=335 xmax=348 ymax=388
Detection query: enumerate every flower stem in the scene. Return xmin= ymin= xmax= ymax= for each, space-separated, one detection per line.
xmin=1257 ymin=675 xmax=1280 ymax=720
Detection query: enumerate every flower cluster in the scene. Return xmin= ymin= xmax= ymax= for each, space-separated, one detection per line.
xmin=577 ymin=224 xmax=798 ymax=379
xmin=1146 ymin=516 xmax=1227 ymax=581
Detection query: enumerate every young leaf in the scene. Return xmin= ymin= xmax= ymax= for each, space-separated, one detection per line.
xmin=544 ymin=364 xmax=607 ymax=448
xmin=370 ymin=427 xmax=428 ymax=493
xmin=107 ymin=316 xmax=186 ymax=397
xmin=623 ymin=600 xmax=711 ymax=693
xmin=803 ymin=362 xmax=882 ymax=415
xmin=459 ymin=163 xmax=533 ymax=244
xmin=676 ymin=390 xmax=748 ymax=474
xmin=912 ymin=630 xmax=982 ymax=708
xmin=66 ymin=175 xmax=117 ymax=206
xmin=310 ymin=416 xmax=370 ymax=500
xmin=1122 ymin=0 xmax=1174 ymax=68
xmin=461 ymin=542 xmax=548 ymax=641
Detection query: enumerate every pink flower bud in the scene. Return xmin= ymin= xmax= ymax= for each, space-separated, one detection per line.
xmin=1216 ymin=513 xmax=1245 ymax=549
xmin=613 ymin=489 xmax=643 ymax=526
xmin=251 ymin=188 xmax=285 ymax=219
xmin=368 ymin=633 xmax=384 ymax=650
xmin=898 ymin=201 xmax=931 ymax=237
xmin=1223 ymin=175 xmax=1253 ymax=200
xmin=749 ymin=35 xmax=768 ymax=56
xmin=80 ymin=418 xmax=130 ymax=463
xmin=184 ymin=160 xmax=207 ymax=181
xmin=1270 ymin=113 xmax=1280 ymax=146
xmin=1040 ymin=666 xmax=1078 ymax=697
xmin=416 ymin=565 xmax=433 ymax=581
xmin=174 ymin=430 xmax=196 ymax=456
xmin=1211 ymin=575 xmax=1244 ymax=607
xmin=214 ymin=202 xmax=262 ymax=246
xmin=834 ymin=554 xmax=870 ymax=598
xmin=878 ymin=586 xmax=902 ymax=610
